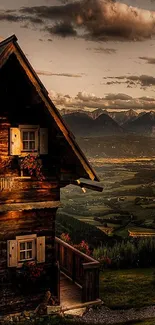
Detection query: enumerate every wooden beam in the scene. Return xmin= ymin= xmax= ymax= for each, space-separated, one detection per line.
xmin=0 ymin=43 xmax=14 ymax=69
xmin=73 ymin=180 xmax=103 ymax=192
xmin=47 ymin=299 xmax=102 ymax=314
xmin=0 ymin=201 xmax=61 ymax=212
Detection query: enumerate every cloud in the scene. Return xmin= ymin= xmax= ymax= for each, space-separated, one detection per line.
xmin=139 ymin=96 xmax=155 ymax=101
xmin=0 ymin=12 xmax=43 ymax=24
xmin=0 ymin=13 xmax=21 ymax=22
xmin=128 ymin=75 xmax=155 ymax=86
xmin=105 ymin=93 xmax=133 ymax=100
xmin=75 ymin=91 xmax=98 ymax=102
xmin=57 ymin=0 xmax=71 ymax=3
xmin=103 ymin=74 xmax=155 ymax=88
xmin=86 ymin=47 xmax=117 ymax=54
xmin=139 ymin=56 xmax=155 ymax=64
xmin=28 ymin=17 xmax=43 ymax=24
xmin=49 ymin=90 xmax=155 ymax=111
xmin=20 ymin=23 xmax=29 ymax=29
xmin=45 ymin=21 xmax=77 ymax=37
xmin=16 ymin=0 xmax=155 ymax=41
xmin=36 ymin=70 xmax=83 ymax=77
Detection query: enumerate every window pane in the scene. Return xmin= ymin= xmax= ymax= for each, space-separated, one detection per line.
xmin=27 ymin=250 xmax=32 ymax=259
xmin=20 ymin=251 xmax=26 ymax=260
xmin=27 ymin=242 xmax=32 ymax=249
xmin=29 ymin=141 xmax=35 ymax=150
xmin=23 ymin=141 xmax=29 ymax=150
xmin=30 ymin=132 xmax=35 ymax=140
xmin=23 ymin=132 xmax=28 ymax=140
xmin=20 ymin=242 xmax=25 ymax=250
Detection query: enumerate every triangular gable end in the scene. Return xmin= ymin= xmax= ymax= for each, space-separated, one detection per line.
xmin=0 ymin=35 xmax=99 ymax=182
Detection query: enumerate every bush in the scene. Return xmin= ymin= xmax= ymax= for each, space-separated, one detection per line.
xmin=93 ymin=237 xmax=155 ymax=269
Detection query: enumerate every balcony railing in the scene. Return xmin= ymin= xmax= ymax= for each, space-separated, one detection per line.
xmin=55 ymin=237 xmax=100 ymax=303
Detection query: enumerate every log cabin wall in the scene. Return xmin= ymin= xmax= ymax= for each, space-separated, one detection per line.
xmin=0 ymin=120 xmax=10 ymax=157
xmin=0 ymin=178 xmax=60 ymax=204
xmin=0 ymin=54 xmax=62 ymax=314
xmin=0 ymin=207 xmax=58 ymax=315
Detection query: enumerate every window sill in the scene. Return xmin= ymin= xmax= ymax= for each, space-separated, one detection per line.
xmin=19 ymin=152 xmax=39 ymax=157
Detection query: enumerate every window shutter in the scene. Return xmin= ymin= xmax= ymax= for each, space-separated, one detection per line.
xmin=10 ymin=128 xmax=21 ymax=155
xmin=37 ymin=236 xmax=45 ymax=263
xmin=40 ymin=128 xmax=48 ymax=154
xmin=7 ymin=240 xmax=17 ymax=267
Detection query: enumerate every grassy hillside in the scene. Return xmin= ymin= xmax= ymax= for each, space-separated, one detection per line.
xmin=57 ymin=136 xmax=155 ymax=241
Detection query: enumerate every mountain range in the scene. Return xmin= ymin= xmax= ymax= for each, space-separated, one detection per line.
xmin=60 ymin=109 xmax=155 ymax=136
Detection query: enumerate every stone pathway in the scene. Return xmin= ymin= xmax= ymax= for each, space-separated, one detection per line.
xmin=72 ymin=304 xmax=155 ymax=324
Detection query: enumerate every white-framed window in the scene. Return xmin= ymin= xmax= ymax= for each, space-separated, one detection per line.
xmin=7 ymin=234 xmax=45 ymax=267
xmin=17 ymin=235 xmax=36 ymax=263
xmin=10 ymin=126 xmax=48 ymax=156
xmin=21 ymin=128 xmax=38 ymax=152
xmin=20 ymin=125 xmax=39 ymax=154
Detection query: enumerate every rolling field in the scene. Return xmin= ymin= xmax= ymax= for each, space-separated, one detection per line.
xmin=58 ymin=152 xmax=155 ymax=239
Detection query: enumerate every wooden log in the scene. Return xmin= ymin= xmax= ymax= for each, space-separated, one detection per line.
xmin=0 ymin=201 xmax=60 ymax=212
xmin=0 ymin=188 xmax=60 ymax=204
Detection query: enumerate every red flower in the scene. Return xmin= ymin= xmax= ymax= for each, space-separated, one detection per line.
xmin=20 ymin=154 xmax=45 ymax=180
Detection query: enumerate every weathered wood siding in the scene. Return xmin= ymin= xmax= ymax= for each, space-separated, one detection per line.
xmin=0 ymin=120 xmax=10 ymax=157
xmin=0 ymin=178 xmax=60 ymax=204
xmin=0 ymin=208 xmax=59 ymax=315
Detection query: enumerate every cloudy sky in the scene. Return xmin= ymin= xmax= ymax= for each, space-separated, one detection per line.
xmin=1 ymin=0 xmax=155 ymax=111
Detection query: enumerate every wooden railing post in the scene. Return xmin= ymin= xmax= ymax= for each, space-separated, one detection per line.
xmin=82 ymin=265 xmax=100 ymax=302
xmin=57 ymin=261 xmax=60 ymax=305
xmin=72 ymin=252 xmax=76 ymax=282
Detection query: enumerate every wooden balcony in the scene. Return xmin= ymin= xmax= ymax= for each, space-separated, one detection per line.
xmin=55 ymin=237 xmax=100 ymax=305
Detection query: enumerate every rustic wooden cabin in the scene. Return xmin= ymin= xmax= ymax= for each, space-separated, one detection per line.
xmin=0 ymin=35 xmax=102 ymax=316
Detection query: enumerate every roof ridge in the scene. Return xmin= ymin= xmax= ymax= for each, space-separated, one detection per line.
xmin=0 ymin=34 xmax=17 ymax=47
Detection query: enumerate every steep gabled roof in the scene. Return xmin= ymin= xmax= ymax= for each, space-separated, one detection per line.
xmin=0 ymin=35 xmax=100 ymax=182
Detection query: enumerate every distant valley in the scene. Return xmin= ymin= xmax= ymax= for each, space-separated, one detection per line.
xmin=60 ymin=108 xmax=155 ymax=137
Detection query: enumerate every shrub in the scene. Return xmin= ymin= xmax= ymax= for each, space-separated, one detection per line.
xmin=93 ymin=237 xmax=155 ymax=269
